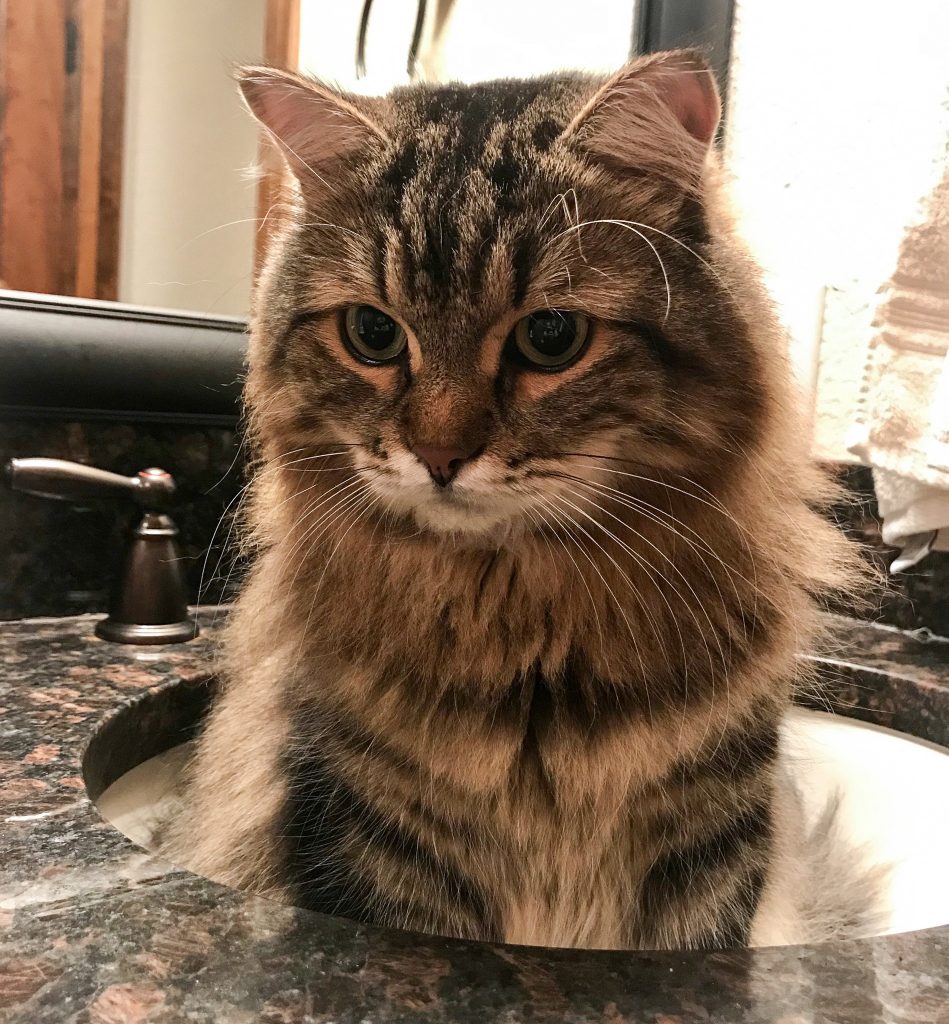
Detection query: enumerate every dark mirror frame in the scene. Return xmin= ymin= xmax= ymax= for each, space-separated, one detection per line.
xmin=633 ymin=0 xmax=734 ymax=98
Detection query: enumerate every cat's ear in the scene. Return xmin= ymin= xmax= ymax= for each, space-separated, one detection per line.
xmin=563 ymin=50 xmax=721 ymax=188
xmin=236 ymin=66 xmax=388 ymax=183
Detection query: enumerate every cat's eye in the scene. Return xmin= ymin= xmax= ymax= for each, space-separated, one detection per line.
xmin=512 ymin=311 xmax=590 ymax=369
xmin=343 ymin=305 xmax=407 ymax=364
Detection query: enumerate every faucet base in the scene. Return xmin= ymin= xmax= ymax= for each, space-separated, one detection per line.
xmin=95 ymin=618 xmax=199 ymax=645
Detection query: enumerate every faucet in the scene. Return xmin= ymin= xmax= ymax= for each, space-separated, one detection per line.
xmin=4 ymin=458 xmax=199 ymax=644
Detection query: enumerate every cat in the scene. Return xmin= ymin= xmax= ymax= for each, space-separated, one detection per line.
xmin=161 ymin=50 xmax=880 ymax=950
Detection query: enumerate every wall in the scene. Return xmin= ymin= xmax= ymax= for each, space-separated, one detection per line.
xmin=118 ymin=0 xmax=266 ymax=316
xmin=297 ymin=0 xmax=636 ymax=91
xmin=724 ymin=0 xmax=949 ymax=459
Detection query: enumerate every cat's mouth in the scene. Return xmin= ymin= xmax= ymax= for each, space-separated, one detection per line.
xmin=353 ymin=447 xmax=538 ymax=537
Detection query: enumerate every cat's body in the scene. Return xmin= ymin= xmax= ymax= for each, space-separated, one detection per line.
xmin=162 ymin=53 xmax=877 ymax=949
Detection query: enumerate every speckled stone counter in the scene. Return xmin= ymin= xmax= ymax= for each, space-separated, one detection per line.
xmin=1 ymin=612 xmax=948 ymax=1023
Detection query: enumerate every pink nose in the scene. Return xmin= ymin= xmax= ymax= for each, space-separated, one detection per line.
xmin=411 ymin=444 xmax=475 ymax=487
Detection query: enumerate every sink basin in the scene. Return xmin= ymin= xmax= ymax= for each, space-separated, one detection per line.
xmin=92 ymin=701 xmax=949 ymax=945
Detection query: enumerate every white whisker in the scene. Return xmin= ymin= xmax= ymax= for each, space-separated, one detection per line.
xmin=554 ymin=219 xmax=671 ymax=322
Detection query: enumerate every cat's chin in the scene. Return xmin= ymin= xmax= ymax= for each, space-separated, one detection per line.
xmin=411 ymin=500 xmax=522 ymax=540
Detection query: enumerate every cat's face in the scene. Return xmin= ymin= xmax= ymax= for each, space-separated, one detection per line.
xmin=243 ymin=54 xmax=767 ymax=539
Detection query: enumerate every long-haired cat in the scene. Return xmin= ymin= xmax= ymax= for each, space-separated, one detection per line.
xmin=162 ymin=51 xmax=880 ymax=949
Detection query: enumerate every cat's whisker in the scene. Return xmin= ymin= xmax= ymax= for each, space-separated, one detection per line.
xmin=570 ymin=461 xmax=816 ymax=746
xmin=555 ymin=452 xmax=738 ymax=518
xmin=562 ymin=453 xmax=769 ymax=655
xmin=553 ymin=472 xmax=757 ymax=642
xmin=259 ymin=451 xmax=355 ymax=475
xmin=257 ymin=188 xmax=287 ymax=241
xmin=584 ymin=217 xmax=738 ymax=304
xmin=297 ymin=488 xmax=379 ymax=662
xmin=703 ymin=469 xmax=815 ymax=660
xmin=204 ymin=433 xmax=344 ymax=599
xmin=581 ymin=263 xmax=618 ymax=283
xmin=278 ymin=479 xmax=372 ymax=588
xmin=523 ymin=498 xmax=610 ymax=671
xmin=566 ymin=187 xmax=582 ymax=230
xmin=195 ymin=398 xmax=300 ymax=616
xmin=267 ymin=478 xmax=369 ymax=601
xmin=552 ymin=485 xmax=732 ymax=753
xmin=554 ymin=483 xmax=730 ymax=672
xmin=198 ymin=478 xmax=256 ymax=623
xmin=538 ymin=494 xmax=655 ymax=723
xmin=667 ymin=470 xmax=765 ymax=622
xmin=555 ymin=219 xmax=672 ymax=322
xmin=535 ymin=192 xmax=563 ymax=231
xmin=183 ymin=215 xmax=269 ymax=246
xmin=208 ymin=473 xmax=312 ymax=608
xmin=275 ymin=457 xmax=356 ymax=475
xmin=600 ymin=490 xmax=749 ymax=658
xmin=281 ymin=488 xmax=377 ymax=672
xmin=255 ymin=442 xmax=356 ymax=473
xmin=555 ymin=452 xmax=762 ymax=595
xmin=660 ymin=407 xmax=741 ymax=458
xmin=201 ymin=425 xmax=295 ymax=600
xmin=575 ymin=475 xmax=746 ymax=580
xmin=561 ymin=188 xmax=585 ymax=263
xmin=548 ymin=488 xmax=709 ymax=704
xmin=203 ymin=426 xmax=251 ymax=496
xmin=536 ymin=188 xmax=576 ymax=234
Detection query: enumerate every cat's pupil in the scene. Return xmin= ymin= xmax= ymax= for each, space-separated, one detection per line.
xmin=355 ymin=306 xmax=398 ymax=351
xmin=526 ymin=312 xmax=577 ymax=355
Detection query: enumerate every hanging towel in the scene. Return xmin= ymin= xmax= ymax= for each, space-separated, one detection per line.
xmin=848 ymin=162 xmax=949 ymax=571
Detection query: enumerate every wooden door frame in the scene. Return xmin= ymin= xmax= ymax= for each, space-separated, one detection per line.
xmin=0 ymin=0 xmax=9 ymax=289
xmin=254 ymin=0 xmax=300 ymax=274
xmin=0 ymin=0 xmax=127 ymax=300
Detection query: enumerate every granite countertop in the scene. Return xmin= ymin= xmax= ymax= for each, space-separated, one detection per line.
xmin=1 ymin=612 xmax=949 ymax=1023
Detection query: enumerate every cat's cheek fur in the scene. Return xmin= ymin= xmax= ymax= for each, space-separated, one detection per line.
xmin=317 ymin=325 xmax=406 ymax=396
xmin=511 ymin=336 xmax=611 ymax=403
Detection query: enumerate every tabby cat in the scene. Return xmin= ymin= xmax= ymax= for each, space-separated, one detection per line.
xmin=163 ymin=51 xmax=875 ymax=949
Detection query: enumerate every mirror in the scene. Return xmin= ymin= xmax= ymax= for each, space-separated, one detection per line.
xmin=0 ymin=0 xmax=640 ymax=319
xmin=2 ymin=0 xmax=945 ymax=458
xmin=0 ymin=0 xmax=271 ymax=316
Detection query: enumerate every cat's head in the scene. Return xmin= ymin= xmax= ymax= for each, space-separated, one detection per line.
xmin=240 ymin=52 xmax=771 ymax=539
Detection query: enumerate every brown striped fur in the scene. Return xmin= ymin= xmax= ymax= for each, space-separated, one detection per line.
xmin=162 ymin=52 xmax=869 ymax=949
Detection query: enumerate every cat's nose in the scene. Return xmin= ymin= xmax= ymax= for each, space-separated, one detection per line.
xmin=411 ymin=444 xmax=476 ymax=487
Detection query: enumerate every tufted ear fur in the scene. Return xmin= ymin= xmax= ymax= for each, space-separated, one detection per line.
xmin=563 ymin=50 xmax=721 ymax=190
xmin=236 ymin=65 xmax=389 ymax=184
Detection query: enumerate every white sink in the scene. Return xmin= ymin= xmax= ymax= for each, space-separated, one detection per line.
xmin=95 ymin=709 xmax=949 ymax=943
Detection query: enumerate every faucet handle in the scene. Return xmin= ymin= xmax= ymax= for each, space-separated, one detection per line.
xmin=4 ymin=457 xmax=198 ymax=645
xmin=4 ymin=458 xmax=175 ymax=509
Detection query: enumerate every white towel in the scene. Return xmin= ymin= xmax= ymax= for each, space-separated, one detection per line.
xmin=848 ymin=164 xmax=949 ymax=571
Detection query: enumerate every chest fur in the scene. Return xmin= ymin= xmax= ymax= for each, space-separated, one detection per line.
xmin=500 ymin=841 xmax=630 ymax=949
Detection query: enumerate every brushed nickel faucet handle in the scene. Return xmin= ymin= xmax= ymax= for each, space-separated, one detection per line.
xmin=4 ymin=457 xmax=199 ymax=645
xmin=4 ymin=458 xmax=175 ymax=507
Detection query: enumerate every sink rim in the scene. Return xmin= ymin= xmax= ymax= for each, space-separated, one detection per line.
xmin=80 ymin=624 xmax=949 ymax=952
